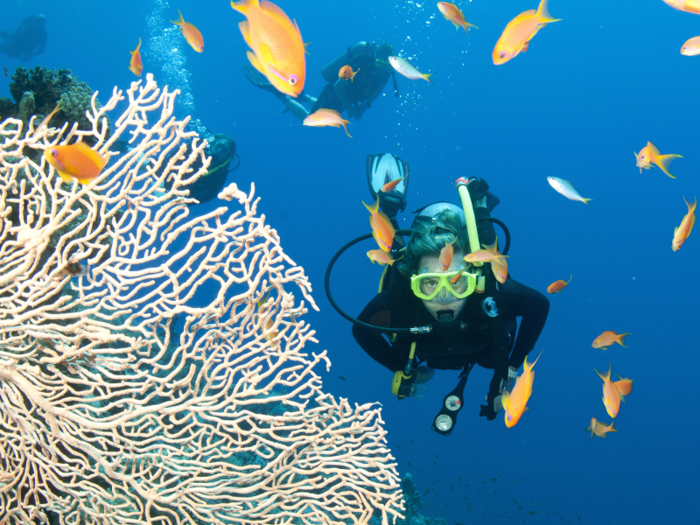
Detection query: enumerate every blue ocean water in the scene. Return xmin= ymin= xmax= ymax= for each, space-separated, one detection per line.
xmin=2 ymin=0 xmax=698 ymax=523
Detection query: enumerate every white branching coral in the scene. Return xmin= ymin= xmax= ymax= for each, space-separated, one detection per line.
xmin=0 ymin=74 xmax=404 ymax=525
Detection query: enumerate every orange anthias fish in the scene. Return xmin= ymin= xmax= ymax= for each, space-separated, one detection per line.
xmin=439 ymin=237 xmax=457 ymax=270
xmin=662 ymin=0 xmax=700 ymax=15
xmin=339 ymin=65 xmax=359 ymax=81
xmin=437 ymin=2 xmax=479 ymax=36
xmin=483 ymin=238 xmax=508 ymax=284
xmin=129 ymin=37 xmax=143 ymax=76
xmin=672 ymin=197 xmax=696 ymax=251
xmin=586 ymin=417 xmax=617 ymax=438
xmin=681 ymin=36 xmax=700 ymax=55
xmin=30 ymin=100 xmax=64 ymax=141
xmin=362 ymin=198 xmax=396 ymax=253
xmin=463 ymin=249 xmax=509 ymax=265
xmin=231 ymin=0 xmax=305 ymax=98
xmin=502 ymin=350 xmax=542 ymax=428
xmin=595 ymin=364 xmax=633 ymax=419
xmin=171 ymin=10 xmax=204 ymax=53
xmin=492 ymin=0 xmax=561 ymax=65
xmin=547 ymin=275 xmax=572 ymax=294
xmin=635 ymin=141 xmax=683 ymax=179
xmin=380 ymin=177 xmax=404 ymax=192
xmin=303 ymin=109 xmax=352 ymax=137
xmin=367 ymin=249 xmax=400 ymax=266
xmin=44 ymin=143 xmax=107 ymax=185
xmin=592 ymin=330 xmax=631 ymax=350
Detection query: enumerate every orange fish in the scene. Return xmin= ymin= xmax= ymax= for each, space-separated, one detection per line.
xmin=592 ymin=330 xmax=631 ymax=350
xmin=303 ymin=108 xmax=352 ymax=137
xmin=595 ymin=364 xmax=633 ymax=419
xmin=547 ymin=275 xmax=572 ymax=294
xmin=171 ymin=11 xmax=204 ymax=53
xmin=635 ymin=141 xmax=682 ymax=179
xmin=681 ymin=36 xmax=700 ymax=55
xmin=367 ymin=249 xmax=400 ymax=266
xmin=30 ymin=100 xmax=64 ymax=141
xmin=483 ymin=238 xmax=508 ymax=284
xmin=44 ymin=143 xmax=107 ymax=185
xmin=437 ymin=2 xmax=478 ymax=36
xmin=380 ymin=177 xmax=404 ymax=192
xmin=463 ymin=249 xmax=508 ymax=265
xmin=339 ymin=65 xmax=359 ymax=81
xmin=586 ymin=417 xmax=617 ymax=438
xmin=662 ymin=0 xmax=700 ymax=15
xmin=231 ymin=0 xmax=305 ymax=98
xmin=129 ymin=37 xmax=143 ymax=76
xmin=362 ymin=198 xmax=396 ymax=253
xmin=492 ymin=0 xmax=561 ymax=65
xmin=672 ymin=197 xmax=696 ymax=251
xmin=501 ymin=350 xmax=542 ymax=428
xmin=439 ymin=237 xmax=457 ymax=270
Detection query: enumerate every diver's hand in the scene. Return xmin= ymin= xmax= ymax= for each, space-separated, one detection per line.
xmin=493 ymin=394 xmax=504 ymax=413
xmin=414 ymin=365 xmax=435 ymax=384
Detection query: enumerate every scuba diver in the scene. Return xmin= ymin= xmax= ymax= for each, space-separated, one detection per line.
xmin=325 ymin=154 xmax=550 ymax=435
xmin=243 ymin=41 xmax=399 ymax=121
xmin=161 ymin=131 xmax=239 ymax=206
xmin=0 ymin=14 xmax=47 ymax=62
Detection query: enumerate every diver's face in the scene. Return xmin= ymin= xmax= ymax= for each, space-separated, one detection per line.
xmin=416 ymin=252 xmax=468 ymax=321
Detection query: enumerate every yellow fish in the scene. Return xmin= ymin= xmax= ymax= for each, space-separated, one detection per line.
xmin=303 ymin=109 xmax=352 ymax=137
xmin=44 ymin=143 xmax=107 ymax=185
xmin=635 ymin=141 xmax=682 ymax=179
xmin=128 ymin=37 xmax=143 ymax=76
xmin=502 ymin=350 xmax=542 ymax=428
xmin=483 ymin=238 xmax=508 ymax=283
xmin=662 ymin=0 xmax=700 ymax=15
xmin=362 ymin=198 xmax=396 ymax=253
xmin=231 ymin=0 xmax=305 ymax=97
xmin=437 ymin=2 xmax=478 ymax=36
xmin=595 ymin=364 xmax=633 ymax=419
xmin=586 ymin=417 xmax=617 ymax=438
xmin=672 ymin=197 xmax=696 ymax=251
xmin=367 ymin=249 xmax=400 ymax=266
xmin=492 ymin=0 xmax=561 ymax=65
xmin=30 ymin=100 xmax=64 ymax=141
xmin=681 ymin=36 xmax=700 ymax=55
xmin=170 ymin=10 xmax=204 ymax=53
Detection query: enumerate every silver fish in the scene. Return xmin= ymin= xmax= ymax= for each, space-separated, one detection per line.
xmin=547 ymin=177 xmax=597 ymax=207
xmin=388 ymin=56 xmax=433 ymax=85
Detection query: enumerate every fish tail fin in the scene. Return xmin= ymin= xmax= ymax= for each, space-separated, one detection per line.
xmin=583 ymin=197 xmax=598 ymax=208
xmin=362 ymin=198 xmax=379 ymax=214
xmin=131 ymin=37 xmax=142 ymax=54
xmin=607 ymin=421 xmax=618 ymax=433
xmin=424 ymin=73 xmax=434 ymax=87
xmin=684 ymin=196 xmax=697 ymax=214
xmin=342 ymin=120 xmax=353 ymax=138
xmin=170 ymin=9 xmax=185 ymax=26
xmin=655 ymin=154 xmax=682 ymax=179
xmin=616 ymin=333 xmax=632 ymax=347
xmin=537 ymin=0 xmax=561 ymax=22
xmin=595 ymin=363 xmax=612 ymax=382
xmin=525 ymin=349 xmax=543 ymax=373
xmin=465 ymin=22 xmax=479 ymax=32
xmin=230 ymin=0 xmax=257 ymax=14
xmin=566 ymin=274 xmax=573 ymax=284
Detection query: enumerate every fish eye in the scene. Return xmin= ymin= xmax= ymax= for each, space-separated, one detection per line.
xmin=500 ymin=52 xmax=505 ymax=58
xmin=288 ymin=75 xmax=298 ymax=86
xmin=507 ymin=414 xmax=512 ymax=421
xmin=51 ymin=149 xmax=58 ymax=157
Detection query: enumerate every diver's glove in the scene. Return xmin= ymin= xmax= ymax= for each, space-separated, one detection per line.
xmin=465 ymin=177 xmax=500 ymax=214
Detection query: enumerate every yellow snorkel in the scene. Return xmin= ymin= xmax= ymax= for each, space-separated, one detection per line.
xmin=456 ymin=178 xmax=485 ymax=293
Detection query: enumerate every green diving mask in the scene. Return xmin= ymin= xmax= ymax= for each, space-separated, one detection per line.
xmin=410 ymin=270 xmax=477 ymax=301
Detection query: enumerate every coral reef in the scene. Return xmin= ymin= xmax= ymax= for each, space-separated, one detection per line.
xmin=370 ymin=474 xmax=447 ymax=525
xmin=0 ymin=65 xmax=104 ymax=136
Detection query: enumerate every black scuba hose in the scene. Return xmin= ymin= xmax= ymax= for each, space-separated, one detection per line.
xmin=324 ymin=219 xmax=511 ymax=332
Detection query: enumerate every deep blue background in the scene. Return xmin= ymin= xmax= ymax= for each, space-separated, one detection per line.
xmin=3 ymin=1 xmax=698 ymax=523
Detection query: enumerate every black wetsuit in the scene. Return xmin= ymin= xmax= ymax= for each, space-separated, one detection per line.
xmin=352 ymin=269 xmax=549 ymax=419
